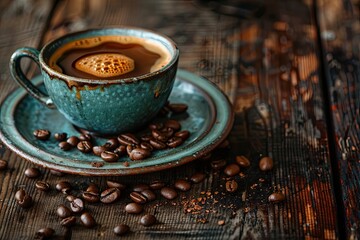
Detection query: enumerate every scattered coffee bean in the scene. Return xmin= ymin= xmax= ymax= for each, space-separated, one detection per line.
xmin=235 ymin=155 xmax=250 ymax=168
xmin=174 ymin=130 xmax=190 ymax=140
xmin=79 ymin=133 xmax=92 ymax=141
xmin=151 ymin=129 xmax=168 ymax=142
xmin=164 ymin=119 xmax=181 ymax=131
xmin=16 ymin=190 xmax=33 ymax=208
xmin=140 ymin=142 xmax=154 ymax=151
xmin=106 ymin=180 xmax=126 ymax=190
xmin=126 ymin=145 xmax=134 ymax=155
xmin=80 ymin=212 xmax=96 ymax=228
xmin=225 ymin=180 xmax=238 ymax=192
xmin=114 ymin=145 xmax=127 ymax=156
xmin=54 ymin=132 xmax=67 ymax=141
xmin=129 ymin=148 xmax=151 ymax=161
xmin=125 ymin=202 xmax=143 ymax=214
xmin=92 ymin=145 xmax=106 ymax=156
xmin=140 ymin=214 xmax=157 ymax=226
xmin=56 ymin=181 xmax=72 ymax=194
xmin=149 ymin=139 xmax=167 ymax=150
xmin=82 ymin=191 xmax=100 ymax=203
xmin=113 ymin=224 xmax=130 ymax=236
xmin=59 ymin=141 xmax=72 ymax=151
xmin=60 ymin=216 xmax=76 ymax=227
xmin=167 ymin=137 xmax=183 ymax=148
xmin=118 ymin=133 xmax=140 ymax=146
xmin=161 ymin=127 xmax=174 ymax=138
xmin=100 ymin=188 xmax=121 ymax=204
xmin=33 ymin=129 xmax=51 ymax=140
xmin=86 ymin=183 xmax=99 ymax=194
xmin=168 ymin=103 xmax=188 ymax=113
xmin=259 ymin=156 xmax=273 ymax=171
xmin=268 ymin=192 xmax=285 ymax=203
xmin=35 ymin=181 xmax=50 ymax=192
xmin=160 ymin=187 xmax=178 ymax=200
xmin=210 ymin=159 xmax=227 ymax=170
xmin=104 ymin=138 xmax=119 ymax=150
xmin=50 ymin=169 xmax=65 ymax=176
xmin=149 ymin=180 xmax=165 ymax=190
xmin=133 ymin=184 xmax=150 ymax=192
xmin=140 ymin=189 xmax=156 ymax=202
xmin=190 ymin=172 xmax=206 ymax=183
xmin=130 ymin=191 xmax=147 ymax=204
xmin=56 ymin=204 xmax=72 ymax=218
xmin=24 ymin=167 xmax=40 ymax=178
xmin=101 ymin=151 xmax=119 ymax=162
xmin=70 ymin=198 xmax=84 ymax=213
xmin=15 ymin=189 xmax=26 ymax=201
xmin=0 ymin=159 xmax=8 ymax=170
xmin=224 ymin=164 xmax=241 ymax=177
xmin=174 ymin=179 xmax=191 ymax=192
xmin=77 ymin=140 xmax=93 ymax=153
xmin=67 ymin=136 xmax=80 ymax=147
xmin=36 ymin=227 xmax=55 ymax=238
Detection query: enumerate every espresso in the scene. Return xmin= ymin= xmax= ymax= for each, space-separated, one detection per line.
xmin=49 ymin=36 xmax=171 ymax=80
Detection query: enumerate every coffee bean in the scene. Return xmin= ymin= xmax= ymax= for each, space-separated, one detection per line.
xmin=79 ymin=133 xmax=92 ymax=141
xmin=50 ymin=169 xmax=65 ymax=176
xmin=140 ymin=142 xmax=154 ymax=151
xmin=224 ymin=164 xmax=241 ymax=177
xmin=133 ymin=183 xmax=150 ymax=192
xmin=106 ymin=180 xmax=126 ymax=190
xmin=167 ymin=137 xmax=183 ymax=148
xmin=113 ymin=224 xmax=130 ymax=236
xmin=16 ymin=190 xmax=33 ymax=208
xmin=35 ymin=181 xmax=50 ymax=192
xmin=168 ymin=103 xmax=188 ymax=113
xmin=24 ymin=167 xmax=40 ymax=178
xmin=126 ymin=145 xmax=135 ymax=155
xmin=190 ymin=172 xmax=206 ymax=183
xmin=236 ymin=155 xmax=250 ymax=168
xmin=36 ymin=227 xmax=55 ymax=238
xmin=66 ymin=195 xmax=76 ymax=202
xmin=82 ymin=191 xmax=100 ymax=203
xmin=149 ymin=139 xmax=167 ymax=150
xmin=129 ymin=148 xmax=151 ymax=161
xmin=161 ymin=127 xmax=174 ymax=138
xmin=57 ymin=204 xmax=72 ymax=218
xmin=259 ymin=156 xmax=273 ymax=171
xmin=54 ymin=132 xmax=67 ymax=141
xmin=141 ymin=189 xmax=156 ymax=202
xmin=174 ymin=179 xmax=191 ymax=192
xmin=70 ymin=198 xmax=84 ymax=213
xmin=59 ymin=141 xmax=72 ymax=151
xmin=60 ymin=216 xmax=76 ymax=227
xmin=225 ymin=180 xmax=238 ymax=192
xmin=148 ymin=122 xmax=164 ymax=130
xmin=15 ymin=189 xmax=26 ymax=201
xmin=86 ymin=183 xmax=99 ymax=194
xmin=56 ymin=181 xmax=72 ymax=194
xmin=140 ymin=214 xmax=157 ymax=226
xmin=0 ymin=159 xmax=8 ymax=170
xmin=130 ymin=192 xmax=147 ymax=204
xmin=174 ymin=130 xmax=190 ymax=140
xmin=125 ymin=202 xmax=143 ymax=214
xmin=140 ymin=134 xmax=153 ymax=142
xmin=80 ymin=212 xmax=96 ymax=228
xmin=101 ymin=151 xmax=119 ymax=162
xmin=114 ymin=145 xmax=127 ymax=156
xmin=149 ymin=180 xmax=165 ymax=190
xmin=77 ymin=140 xmax=93 ymax=153
xmin=151 ymin=129 xmax=168 ymax=142
xmin=164 ymin=119 xmax=181 ymax=131
xmin=118 ymin=133 xmax=140 ymax=146
xmin=67 ymin=136 xmax=79 ymax=147
xmin=100 ymin=188 xmax=121 ymax=204
xmin=104 ymin=138 xmax=119 ymax=150
xmin=160 ymin=187 xmax=178 ymax=200
xmin=33 ymin=129 xmax=50 ymax=140
xmin=210 ymin=159 xmax=227 ymax=170
xmin=268 ymin=192 xmax=285 ymax=203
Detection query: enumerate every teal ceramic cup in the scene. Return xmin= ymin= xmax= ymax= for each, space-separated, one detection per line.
xmin=10 ymin=27 xmax=179 ymax=135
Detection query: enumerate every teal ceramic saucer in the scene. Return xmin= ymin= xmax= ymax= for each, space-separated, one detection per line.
xmin=0 ymin=69 xmax=234 ymax=176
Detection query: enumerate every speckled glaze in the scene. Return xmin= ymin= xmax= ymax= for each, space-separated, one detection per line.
xmin=0 ymin=70 xmax=234 ymax=176
xmin=10 ymin=27 xmax=179 ymax=135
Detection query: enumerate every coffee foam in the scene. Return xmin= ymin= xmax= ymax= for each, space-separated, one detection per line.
xmin=49 ymin=35 xmax=172 ymax=77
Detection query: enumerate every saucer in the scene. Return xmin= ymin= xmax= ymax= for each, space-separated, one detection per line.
xmin=0 ymin=69 xmax=234 ymax=176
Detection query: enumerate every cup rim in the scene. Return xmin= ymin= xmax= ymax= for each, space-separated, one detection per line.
xmin=39 ymin=27 xmax=179 ymax=84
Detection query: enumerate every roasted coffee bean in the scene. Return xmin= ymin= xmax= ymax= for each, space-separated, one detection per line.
xmin=151 ymin=129 xmax=168 ymax=142
xmin=161 ymin=127 xmax=174 ymax=138
xmin=160 ymin=187 xmax=178 ymax=200
xmin=114 ymin=145 xmax=127 ymax=156
xmin=130 ymin=191 xmax=147 ymax=204
xmin=36 ymin=227 xmax=55 ymax=238
xmin=33 ymin=129 xmax=51 ymax=140
xmin=236 ymin=155 xmax=251 ymax=168
xmin=224 ymin=164 xmax=241 ymax=177
xmin=56 ymin=181 xmax=72 ymax=194
xmin=15 ymin=189 xmax=26 ymax=201
xmin=66 ymin=195 xmax=76 ymax=202
xmin=79 ymin=133 xmax=92 ymax=141
xmin=133 ymin=183 xmax=150 ymax=192
xmin=126 ymin=145 xmax=135 ymax=155
xmin=118 ymin=133 xmax=140 ymax=146
xmin=167 ymin=137 xmax=183 ymax=148
xmin=50 ymin=169 xmax=65 ymax=176
xmin=57 ymin=204 xmax=72 ymax=218
xmin=259 ymin=156 xmax=273 ymax=171
xmin=149 ymin=180 xmax=165 ymax=190
xmin=80 ymin=212 xmax=96 ymax=228
xmin=60 ymin=216 xmax=76 ymax=227
xmin=35 ymin=181 xmax=50 ymax=192
xmin=67 ymin=136 xmax=80 ymax=147
xmin=113 ymin=224 xmax=130 ymax=236
xmin=100 ymin=188 xmax=121 ymax=204
xmin=190 ymin=172 xmax=206 ymax=183
xmin=82 ymin=191 xmax=100 ymax=203
xmin=268 ymin=192 xmax=285 ymax=203
xmin=24 ymin=167 xmax=40 ymax=178
xmin=86 ymin=183 xmax=99 ymax=194
xmin=101 ymin=151 xmax=119 ymax=162
xmin=59 ymin=141 xmax=72 ymax=151
xmin=141 ymin=189 xmax=156 ymax=202
xmin=17 ymin=192 xmax=33 ymax=208
xmin=92 ymin=145 xmax=106 ymax=156
xmin=140 ymin=134 xmax=153 ymax=142
xmin=164 ymin=119 xmax=181 ymax=131
xmin=140 ymin=142 xmax=154 ymax=151
xmin=54 ymin=132 xmax=67 ymax=141
xmin=174 ymin=179 xmax=191 ymax=192
xmin=125 ymin=202 xmax=143 ymax=214
xmin=0 ymin=159 xmax=8 ymax=170
xmin=174 ymin=130 xmax=190 ymax=140
xmin=129 ymin=148 xmax=151 ymax=161
xmin=168 ymin=103 xmax=188 ymax=113
xmin=148 ymin=122 xmax=164 ymax=130
xmin=140 ymin=214 xmax=157 ymax=226
xmin=70 ymin=198 xmax=84 ymax=213
xmin=225 ymin=180 xmax=238 ymax=192
xmin=149 ymin=139 xmax=167 ymax=150
xmin=104 ymin=138 xmax=119 ymax=150
xmin=106 ymin=180 xmax=126 ymax=190
xmin=210 ymin=159 xmax=227 ymax=170
xmin=77 ymin=140 xmax=93 ymax=153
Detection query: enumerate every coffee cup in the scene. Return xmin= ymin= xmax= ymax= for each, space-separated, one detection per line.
xmin=10 ymin=27 xmax=179 ymax=135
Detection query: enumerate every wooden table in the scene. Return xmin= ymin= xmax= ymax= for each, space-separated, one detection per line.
xmin=0 ymin=0 xmax=359 ymax=239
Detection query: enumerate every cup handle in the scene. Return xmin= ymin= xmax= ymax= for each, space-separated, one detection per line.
xmin=9 ymin=47 xmax=55 ymax=108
